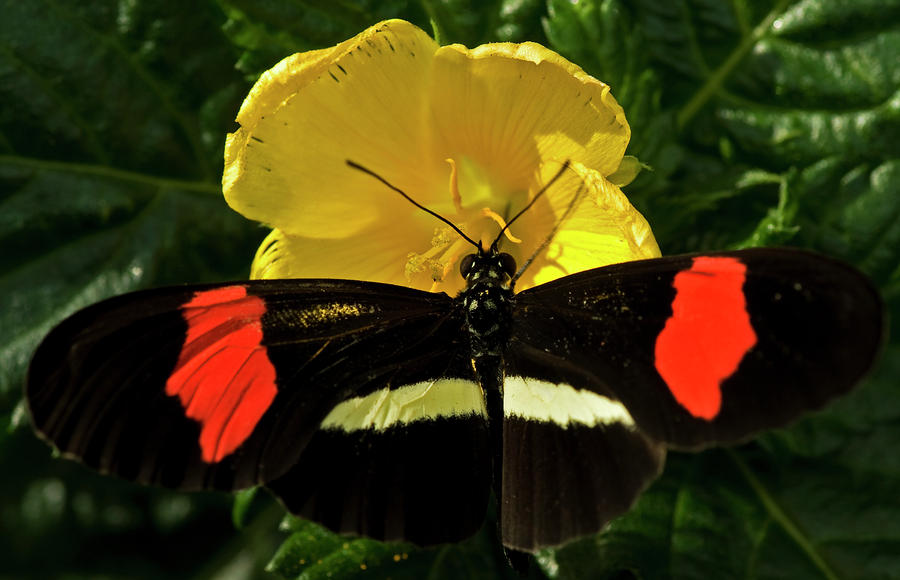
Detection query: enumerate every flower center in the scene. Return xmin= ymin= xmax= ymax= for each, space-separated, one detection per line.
xmin=403 ymin=156 xmax=527 ymax=290
xmin=406 ymin=229 xmax=472 ymax=291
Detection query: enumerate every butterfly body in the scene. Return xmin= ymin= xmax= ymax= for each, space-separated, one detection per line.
xmin=26 ymin=247 xmax=884 ymax=553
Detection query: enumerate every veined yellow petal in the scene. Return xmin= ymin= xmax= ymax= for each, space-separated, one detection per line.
xmin=515 ymin=163 xmax=660 ymax=290
xmin=251 ymin=226 xmax=413 ymax=281
xmin=251 ymin=225 xmax=471 ymax=295
xmin=224 ymin=20 xmax=443 ymax=238
xmin=429 ymin=41 xmax=630 ymax=193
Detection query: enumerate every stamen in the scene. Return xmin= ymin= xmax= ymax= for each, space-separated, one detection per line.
xmin=410 ymin=234 xmax=472 ymax=291
xmin=481 ymin=208 xmax=522 ymax=244
xmin=445 ymin=158 xmax=464 ymax=212
xmin=430 ymin=237 xmax=473 ymax=290
xmin=405 ymin=253 xmax=428 ymax=280
xmin=431 ymin=224 xmax=460 ymax=248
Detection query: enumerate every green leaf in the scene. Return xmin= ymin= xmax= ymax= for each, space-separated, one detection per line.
xmin=420 ymin=0 xmax=547 ymax=44
xmin=219 ymin=0 xmax=548 ymax=77
xmin=267 ymin=517 xmax=516 ymax=580
xmin=218 ymin=0 xmax=420 ymax=78
xmin=623 ymin=0 xmax=900 ymax=262
xmin=232 ymin=488 xmax=260 ymax=529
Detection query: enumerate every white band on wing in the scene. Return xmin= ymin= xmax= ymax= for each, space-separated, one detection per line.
xmin=504 ymin=376 xmax=635 ymax=428
xmin=321 ymin=378 xmax=486 ymax=432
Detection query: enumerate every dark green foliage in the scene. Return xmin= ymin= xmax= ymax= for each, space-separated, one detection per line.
xmin=1 ymin=0 xmax=897 ymax=578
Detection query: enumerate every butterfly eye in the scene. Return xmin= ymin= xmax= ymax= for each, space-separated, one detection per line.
xmin=459 ymin=254 xmax=476 ymax=278
xmin=499 ymin=253 xmax=517 ymax=277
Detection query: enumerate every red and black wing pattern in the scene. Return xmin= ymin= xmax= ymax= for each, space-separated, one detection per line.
xmin=499 ymin=247 xmax=883 ymax=551
xmin=27 ymin=279 xmax=490 ymax=546
xmin=510 ymin=247 xmax=883 ymax=448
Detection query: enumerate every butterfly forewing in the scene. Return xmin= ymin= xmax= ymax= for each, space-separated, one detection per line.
xmin=27 ymin=280 xmax=485 ymax=497
xmin=511 ymin=247 xmax=884 ymax=449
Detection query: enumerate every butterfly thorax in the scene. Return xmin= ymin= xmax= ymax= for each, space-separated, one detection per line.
xmin=458 ymin=250 xmax=516 ymax=361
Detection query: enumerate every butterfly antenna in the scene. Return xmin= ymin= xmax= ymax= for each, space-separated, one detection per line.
xmin=490 ymin=160 xmax=572 ymax=249
xmin=512 ymin=180 xmax=586 ymax=283
xmin=346 ymin=160 xmax=482 ymax=251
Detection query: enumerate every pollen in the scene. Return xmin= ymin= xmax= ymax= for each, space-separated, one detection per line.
xmin=295 ymin=302 xmax=368 ymax=327
xmin=407 ymin=231 xmax=476 ymax=291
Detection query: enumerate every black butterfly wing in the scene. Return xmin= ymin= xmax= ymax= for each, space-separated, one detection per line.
xmin=510 ymin=247 xmax=883 ymax=448
xmin=499 ymin=247 xmax=883 ymax=551
xmin=27 ymin=279 xmax=490 ymax=545
xmin=499 ymin=352 xmax=666 ymax=551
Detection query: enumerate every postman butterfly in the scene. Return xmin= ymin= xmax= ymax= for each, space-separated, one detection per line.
xmin=26 ymin=160 xmax=884 ymax=555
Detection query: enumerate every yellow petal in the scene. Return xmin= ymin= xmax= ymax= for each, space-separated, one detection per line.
xmin=429 ymin=41 xmax=630 ymax=192
xmin=251 ymin=225 xmax=473 ymax=295
xmin=515 ymin=163 xmax=660 ymax=290
xmin=224 ymin=20 xmax=442 ymax=238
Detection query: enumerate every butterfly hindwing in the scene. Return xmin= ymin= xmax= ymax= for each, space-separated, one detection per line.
xmin=268 ymin=401 xmax=490 ymax=545
xmin=265 ymin=312 xmax=491 ymax=545
xmin=500 ymin=352 xmax=666 ymax=551
xmin=510 ymin=247 xmax=884 ymax=449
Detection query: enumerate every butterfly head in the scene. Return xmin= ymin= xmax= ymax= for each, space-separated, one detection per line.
xmin=459 ymin=245 xmax=517 ymax=290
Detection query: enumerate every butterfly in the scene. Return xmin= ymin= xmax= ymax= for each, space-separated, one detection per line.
xmin=26 ymin=162 xmax=884 ymax=555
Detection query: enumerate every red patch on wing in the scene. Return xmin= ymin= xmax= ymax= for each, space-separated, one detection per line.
xmin=166 ymin=285 xmax=277 ymax=462
xmin=654 ymin=257 xmax=757 ymax=420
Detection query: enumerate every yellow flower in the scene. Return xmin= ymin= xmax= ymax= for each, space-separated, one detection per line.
xmin=223 ymin=19 xmax=659 ymax=295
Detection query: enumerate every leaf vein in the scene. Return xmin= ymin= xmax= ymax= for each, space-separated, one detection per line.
xmin=729 ymin=450 xmax=841 ymax=580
